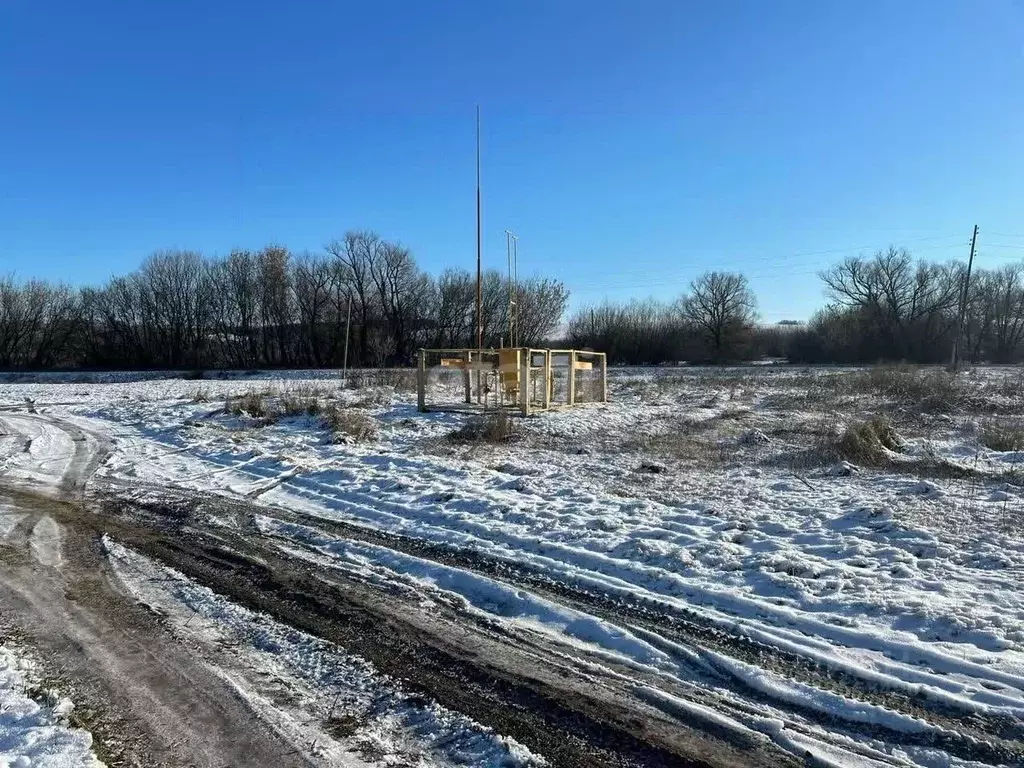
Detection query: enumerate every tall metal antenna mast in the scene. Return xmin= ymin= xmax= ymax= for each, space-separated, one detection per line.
xmin=475 ymin=106 xmax=483 ymax=354
xmin=505 ymin=230 xmax=518 ymax=348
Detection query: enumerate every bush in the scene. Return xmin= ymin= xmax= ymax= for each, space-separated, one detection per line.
xmin=448 ymin=410 xmax=518 ymax=443
xmin=322 ymin=404 xmax=377 ymax=442
xmin=980 ymin=420 xmax=1024 ymax=452
xmin=226 ymin=391 xmax=270 ymax=418
xmin=345 ymin=369 xmax=418 ymax=392
xmin=833 ymin=415 xmax=902 ymax=465
xmin=844 ymin=364 xmax=964 ymax=412
xmin=280 ymin=392 xmax=322 ymax=417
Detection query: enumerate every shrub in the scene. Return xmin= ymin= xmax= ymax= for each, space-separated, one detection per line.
xmin=345 ymin=369 xmax=418 ymax=392
xmin=226 ymin=392 xmax=269 ymax=418
xmin=980 ymin=420 xmax=1024 ymax=452
xmin=448 ymin=410 xmax=518 ymax=443
xmin=322 ymin=404 xmax=377 ymax=442
xmin=838 ymin=364 xmax=965 ymax=413
xmin=833 ymin=415 xmax=902 ymax=465
xmin=182 ymin=369 xmax=207 ymax=380
xmin=280 ymin=392 xmax=322 ymax=417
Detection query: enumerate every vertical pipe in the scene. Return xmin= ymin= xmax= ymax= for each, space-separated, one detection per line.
xmin=520 ymin=349 xmax=531 ymax=417
xmin=417 ymin=349 xmax=427 ymax=412
xmin=568 ymin=350 xmax=576 ymax=405
xmin=543 ymin=350 xmax=552 ymax=410
xmin=600 ymin=353 xmax=608 ymax=403
xmin=341 ymin=293 xmax=352 ymax=388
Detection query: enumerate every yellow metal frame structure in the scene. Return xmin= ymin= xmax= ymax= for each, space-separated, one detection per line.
xmin=417 ymin=347 xmax=608 ymax=416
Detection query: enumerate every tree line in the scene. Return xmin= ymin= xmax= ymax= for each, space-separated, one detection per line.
xmin=0 ymin=231 xmax=567 ymax=370
xmin=566 ymin=248 xmax=1024 ymax=365
xmin=3 ymin=238 xmax=1024 ymax=370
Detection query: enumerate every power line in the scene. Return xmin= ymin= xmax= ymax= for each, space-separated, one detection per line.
xmin=554 ymin=234 xmax=965 ymax=284
xmin=562 ymin=240 xmax=972 ymax=292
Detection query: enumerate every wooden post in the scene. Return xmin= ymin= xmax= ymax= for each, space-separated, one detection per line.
xmin=600 ymin=352 xmax=607 ymax=403
xmin=417 ymin=349 xmax=427 ymax=411
xmin=463 ymin=350 xmax=472 ymax=403
xmin=520 ymin=350 xmax=531 ymax=417
xmin=568 ymin=350 xmax=576 ymax=405
xmin=543 ymin=350 xmax=552 ymax=410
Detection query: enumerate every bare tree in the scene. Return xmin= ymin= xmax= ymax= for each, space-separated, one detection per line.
xmin=326 ymin=231 xmax=382 ymax=366
xmin=820 ymin=247 xmax=960 ymax=360
xmin=680 ymin=271 xmax=758 ymax=361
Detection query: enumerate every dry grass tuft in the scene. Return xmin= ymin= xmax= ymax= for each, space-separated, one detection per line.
xmin=840 ymin=364 xmax=965 ymax=413
xmin=322 ymin=404 xmax=377 ymax=442
xmin=832 ymin=415 xmax=902 ymax=465
xmin=345 ymin=369 xmax=418 ymax=392
xmin=448 ymin=410 xmax=518 ymax=443
xmin=980 ymin=420 xmax=1024 ymax=452
xmin=226 ymin=391 xmax=270 ymax=418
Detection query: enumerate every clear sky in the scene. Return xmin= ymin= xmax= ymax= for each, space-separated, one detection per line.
xmin=2 ymin=1 xmax=1023 ymax=321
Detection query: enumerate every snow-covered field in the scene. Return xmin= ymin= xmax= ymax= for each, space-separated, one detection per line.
xmin=1 ymin=364 xmax=1023 ymax=766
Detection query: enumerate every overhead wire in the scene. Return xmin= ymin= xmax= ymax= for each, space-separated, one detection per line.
xmin=563 ymin=237 xmax=973 ymax=293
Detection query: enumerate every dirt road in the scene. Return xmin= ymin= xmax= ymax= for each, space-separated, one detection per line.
xmin=0 ymin=412 xmax=316 ymax=767
xmin=0 ymin=409 xmax=1020 ymax=767
xmin=0 ymin=410 xmax=793 ymax=767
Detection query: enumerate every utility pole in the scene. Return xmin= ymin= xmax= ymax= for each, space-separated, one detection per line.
xmin=342 ymin=292 xmax=352 ymax=388
xmin=950 ymin=224 xmax=979 ymax=372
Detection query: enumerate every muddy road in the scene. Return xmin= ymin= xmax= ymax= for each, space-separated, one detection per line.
xmin=0 ymin=409 xmax=1021 ymax=767
xmin=0 ymin=411 xmax=792 ymax=767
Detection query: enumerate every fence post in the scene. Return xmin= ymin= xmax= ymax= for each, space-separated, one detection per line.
xmin=417 ymin=349 xmax=427 ymax=412
xmin=463 ymin=350 xmax=472 ymax=404
xmin=600 ymin=352 xmax=607 ymax=403
xmin=520 ymin=350 xmax=531 ymax=417
xmin=568 ymin=350 xmax=577 ymax=405
xmin=543 ymin=350 xmax=552 ymax=410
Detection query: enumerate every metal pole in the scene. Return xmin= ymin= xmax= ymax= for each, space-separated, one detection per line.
xmin=505 ymin=230 xmax=518 ymax=349
xmin=950 ymin=224 xmax=979 ymax=372
xmin=476 ymin=105 xmax=483 ymax=353
xmin=342 ymin=293 xmax=352 ymax=388
xmin=475 ymin=106 xmax=483 ymax=403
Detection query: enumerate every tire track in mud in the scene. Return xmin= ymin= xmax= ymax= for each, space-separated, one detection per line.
xmin=95 ymin=488 xmax=793 ymax=768
xmin=96 ymin=486 xmax=1024 ymax=766
xmin=235 ymin=496 xmax=1024 ymax=763
xmin=0 ymin=413 xmax=316 ymax=768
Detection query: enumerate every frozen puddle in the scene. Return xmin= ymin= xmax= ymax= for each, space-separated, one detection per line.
xmin=29 ymin=515 xmax=63 ymax=568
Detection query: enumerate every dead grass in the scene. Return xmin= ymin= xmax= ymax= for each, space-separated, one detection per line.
xmin=344 ymin=369 xmax=418 ymax=392
xmin=448 ymin=410 xmax=518 ymax=443
xmin=831 ymin=415 xmax=903 ymax=466
xmin=625 ymin=426 xmax=731 ymax=468
xmin=980 ymin=420 xmax=1024 ymax=452
xmin=226 ymin=391 xmax=270 ymax=418
xmin=224 ymin=390 xmax=377 ymax=441
xmin=841 ymin=365 xmax=965 ymax=413
xmin=322 ymin=403 xmax=377 ymax=442
xmin=280 ymin=391 xmax=324 ymax=417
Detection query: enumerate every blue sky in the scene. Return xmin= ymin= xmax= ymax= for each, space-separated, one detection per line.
xmin=2 ymin=1 xmax=1023 ymax=321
